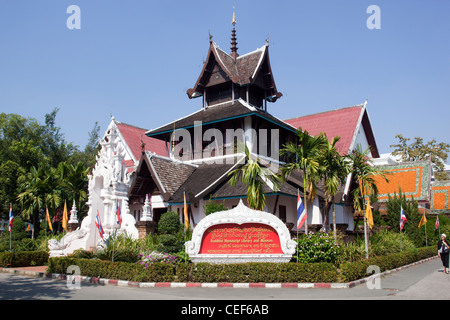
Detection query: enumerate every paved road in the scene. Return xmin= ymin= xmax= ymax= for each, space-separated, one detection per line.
xmin=0 ymin=258 xmax=449 ymax=301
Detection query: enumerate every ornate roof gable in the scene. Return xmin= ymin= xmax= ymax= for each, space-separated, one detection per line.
xmin=186 ymin=41 xmax=281 ymax=102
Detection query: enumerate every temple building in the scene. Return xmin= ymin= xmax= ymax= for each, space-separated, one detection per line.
xmin=49 ymin=12 xmax=449 ymax=256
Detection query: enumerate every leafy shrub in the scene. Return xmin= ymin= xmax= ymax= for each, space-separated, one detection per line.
xmin=294 ymin=233 xmax=341 ymax=264
xmin=157 ymin=234 xmax=181 ymax=254
xmin=47 ymin=257 xmax=175 ymax=282
xmin=182 ymin=262 xmax=339 ymax=283
xmin=158 ymin=211 xmax=181 ymax=234
xmin=203 ymin=199 xmax=227 ymax=216
xmin=137 ymin=251 xmax=179 ymax=268
xmin=69 ymin=249 xmax=94 ymax=259
xmin=370 ymin=230 xmax=415 ymax=256
xmin=0 ymin=251 xmax=49 ymax=268
xmin=383 ymin=192 xmax=424 ymax=247
xmin=93 ymin=232 xmax=141 ymax=263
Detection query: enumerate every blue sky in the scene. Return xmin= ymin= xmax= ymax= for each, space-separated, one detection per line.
xmin=0 ymin=0 xmax=449 ymax=158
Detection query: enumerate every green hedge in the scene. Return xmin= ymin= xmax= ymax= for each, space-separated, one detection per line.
xmin=177 ymin=262 xmax=338 ymax=283
xmin=48 ymin=258 xmax=338 ymax=283
xmin=47 ymin=257 xmax=175 ymax=282
xmin=0 ymin=251 xmax=49 ymax=268
xmin=45 ymin=246 xmax=437 ymax=283
xmin=339 ymin=246 xmax=436 ymax=282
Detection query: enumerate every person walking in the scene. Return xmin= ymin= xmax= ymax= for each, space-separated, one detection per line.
xmin=437 ymin=233 xmax=450 ymax=274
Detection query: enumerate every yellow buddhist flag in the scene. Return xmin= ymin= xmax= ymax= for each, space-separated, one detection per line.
xmin=46 ymin=207 xmax=53 ymax=232
xmin=62 ymin=201 xmax=68 ymax=231
xmin=418 ymin=211 xmax=427 ymax=228
xmin=365 ymin=199 xmax=374 ymax=230
xmin=26 ymin=224 xmax=31 ymax=232
xmin=183 ymin=192 xmax=189 ymax=230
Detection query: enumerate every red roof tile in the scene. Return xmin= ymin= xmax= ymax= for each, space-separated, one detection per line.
xmin=116 ymin=122 xmax=167 ymax=162
xmin=284 ymin=106 xmax=364 ymax=155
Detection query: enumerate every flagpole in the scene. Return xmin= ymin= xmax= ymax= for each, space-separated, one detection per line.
xmin=45 ymin=208 xmax=47 ymax=253
xmin=361 ymin=185 xmax=369 ymax=259
xmin=184 ymin=191 xmax=187 ymax=265
xmin=424 ymin=221 xmax=428 ymax=247
xmin=296 ymin=189 xmax=299 ymax=263
xmin=400 ymin=230 xmax=403 ymax=252
xmin=9 ymin=203 xmax=12 ymax=252
xmin=112 ymin=229 xmax=115 ymax=262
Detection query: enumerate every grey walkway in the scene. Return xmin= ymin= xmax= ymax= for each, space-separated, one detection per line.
xmin=0 ymin=258 xmax=449 ymax=300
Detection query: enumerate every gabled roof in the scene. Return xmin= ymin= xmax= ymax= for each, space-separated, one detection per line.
xmin=146 ymin=99 xmax=296 ymax=138
xmin=114 ymin=120 xmax=167 ymax=165
xmin=187 ymin=42 xmax=281 ymax=102
xmin=169 ymin=155 xmax=244 ymax=204
xmin=128 ymin=152 xmax=197 ymax=201
xmin=284 ymin=103 xmax=379 ymax=158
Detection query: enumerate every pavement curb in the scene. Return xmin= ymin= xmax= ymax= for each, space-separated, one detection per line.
xmin=0 ymin=255 xmax=438 ymax=289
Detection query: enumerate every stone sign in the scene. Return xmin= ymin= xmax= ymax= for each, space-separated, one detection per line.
xmin=185 ymin=200 xmax=297 ymax=263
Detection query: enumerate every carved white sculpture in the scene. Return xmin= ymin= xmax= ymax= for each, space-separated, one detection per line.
xmin=140 ymin=194 xmax=153 ymax=221
xmin=49 ymin=118 xmax=139 ymax=257
xmin=68 ymin=201 xmax=79 ymax=224
xmin=185 ymin=200 xmax=297 ymax=263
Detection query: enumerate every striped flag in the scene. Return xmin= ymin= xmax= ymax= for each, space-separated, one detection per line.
xmin=296 ymin=190 xmax=307 ymax=230
xmin=116 ymin=198 xmax=122 ymax=225
xmin=400 ymin=205 xmax=407 ymax=231
xmin=8 ymin=205 xmax=13 ymax=232
xmin=95 ymin=210 xmax=105 ymax=240
xmin=435 ymin=216 xmax=440 ymax=231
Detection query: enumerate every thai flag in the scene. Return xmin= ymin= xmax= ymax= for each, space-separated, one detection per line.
xmin=297 ymin=190 xmax=307 ymax=230
xmin=95 ymin=210 xmax=104 ymax=240
xmin=8 ymin=205 xmax=13 ymax=232
xmin=116 ymin=199 xmax=122 ymax=226
xmin=400 ymin=205 xmax=407 ymax=231
xmin=435 ymin=216 xmax=440 ymax=231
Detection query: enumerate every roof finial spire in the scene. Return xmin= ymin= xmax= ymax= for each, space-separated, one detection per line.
xmin=232 ymin=5 xmax=236 ymax=25
xmin=230 ymin=5 xmax=238 ymax=59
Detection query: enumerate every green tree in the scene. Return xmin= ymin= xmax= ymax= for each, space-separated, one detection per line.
xmin=17 ymin=165 xmax=64 ymax=238
xmin=228 ymin=145 xmax=280 ymax=210
xmin=68 ymin=121 xmax=101 ymax=169
xmin=280 ymin=127 xmax=327 ymax=233
xmin=0 ymin=110 xmax=99 ymax=224
xmin=347 ymin=144 xmax=389 ymax=258
xmin=203 ymin=197 xmax=227 ymax=216
xmin=347 ymin=145 xmax=389 ymax=213
xmin=57 ymin=161 xmax=89 ymax=217
xmin=383 ymin=191 xmax=423 ymax=247
xmin=317 ymin=134 xmax=351 ymax=241
xmin=390 ymin=134 xmax=450 ymax=181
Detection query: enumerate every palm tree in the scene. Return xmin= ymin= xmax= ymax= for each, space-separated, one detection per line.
xmin=57 ymin=161 xmax=89 ymax=216
xmin=17 ymin=165 xmax=63 ymax=238
xmin=347 ymin=144 xmax=389 ymax=257
xmin=228 ymin=145 xmax=280 ymax=210
xmin=279 ymin=127 xmax=327 ymax=234
xmin=317 ymin=134 xmax=351 ymax=242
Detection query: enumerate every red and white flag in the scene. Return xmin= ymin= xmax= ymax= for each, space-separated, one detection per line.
xmin=400 ymin=205 xmax=407 ymax=231
xmin=95 ymin=210 xmax=105 ymax=240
